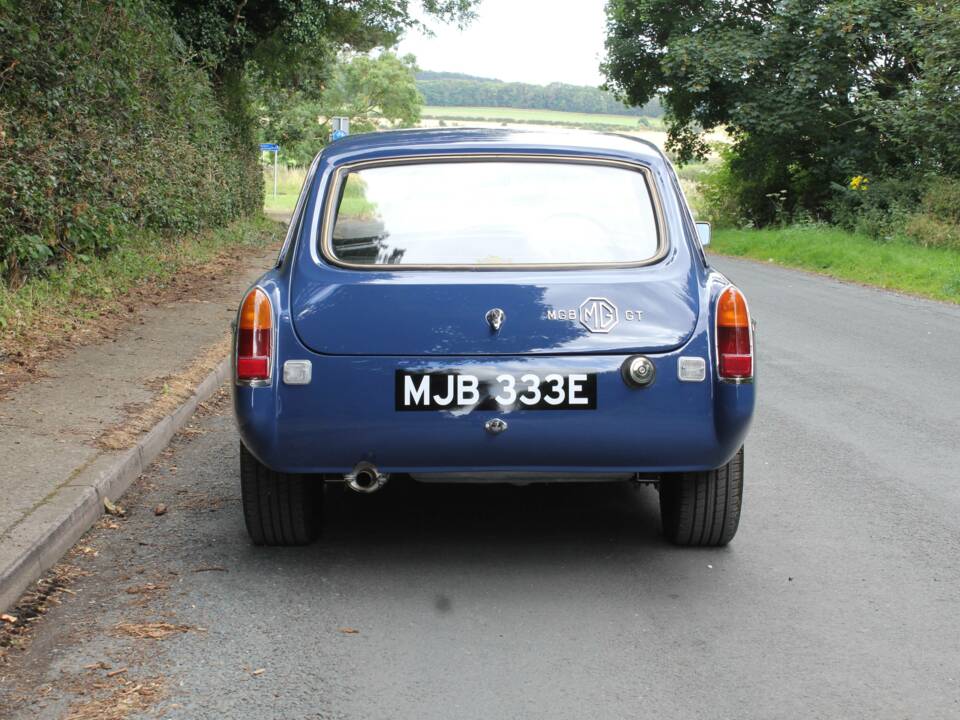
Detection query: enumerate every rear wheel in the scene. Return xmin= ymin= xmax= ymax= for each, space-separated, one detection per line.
xmin=240 ymin=443 xmax=323 ymax=546
xmin=659 ymin=447 xmax=743 ymax=546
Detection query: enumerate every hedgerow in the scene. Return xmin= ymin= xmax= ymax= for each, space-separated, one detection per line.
xmin=0 ymin=0 xmax=262 ymax=286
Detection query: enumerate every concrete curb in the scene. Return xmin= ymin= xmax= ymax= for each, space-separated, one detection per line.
xmin=0 ymin=357 xmax=231 ymax=613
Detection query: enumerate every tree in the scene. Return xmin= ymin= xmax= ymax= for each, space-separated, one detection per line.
xmin=602 ymin=0 xmax=954 ymax=223
xmin=258 ymin=52 xmax=424 ymax=166
xmin=164 ymin=0 xmax=475 ymax=83
xmin=150 ymin=0 xmax=477 ymax=211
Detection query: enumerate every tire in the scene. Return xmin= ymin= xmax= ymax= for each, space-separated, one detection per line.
xmin=659 ymin=447 xmax=743 ymax=547
xmin=240 ymin=443 xmax=323 ymax=546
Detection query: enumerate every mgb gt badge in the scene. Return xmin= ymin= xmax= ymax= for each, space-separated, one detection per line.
xmin=546 ymin=297 xmax=644 ymax=333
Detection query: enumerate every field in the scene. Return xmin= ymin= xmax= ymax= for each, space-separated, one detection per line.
xmin=263 ymin=166 xmax=307 ymax=214
xmin=421 ymin=106 xmax=663 ymax=130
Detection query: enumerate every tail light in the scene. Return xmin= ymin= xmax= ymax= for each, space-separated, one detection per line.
xmin=716 ymin=286 xmax=753 ymax=380
xmin=237 ymin=288 xmax=272 ymax=383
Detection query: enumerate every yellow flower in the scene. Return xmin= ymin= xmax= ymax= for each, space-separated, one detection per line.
xmin=849 ymin=175 xmax=869 ymax=191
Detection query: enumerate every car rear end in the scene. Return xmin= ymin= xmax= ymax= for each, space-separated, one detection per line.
xmin=234 ymin=132 xmax=755 ymax=546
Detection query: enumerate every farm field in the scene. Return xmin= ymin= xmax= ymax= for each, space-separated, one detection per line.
xmin=421 ymin=105 xmax=662 ymax=129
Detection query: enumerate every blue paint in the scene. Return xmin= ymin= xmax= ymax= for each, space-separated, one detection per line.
xmin=235 ymin=129 xmax=755 ymax=475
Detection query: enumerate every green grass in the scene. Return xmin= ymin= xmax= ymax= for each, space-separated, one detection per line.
xmin=0 ymin=216 xmax=281 ymax=355
xmin=712 ymin=225 xmax=960 ymax=303
xmin=263 ymin=165 xmax=306 ymax=214
xmin=422 ymin=106 xmax=664 ymax=130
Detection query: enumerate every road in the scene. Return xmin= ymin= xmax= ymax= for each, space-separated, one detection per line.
xmin=2 ymin=257 xmax=959 ymax=720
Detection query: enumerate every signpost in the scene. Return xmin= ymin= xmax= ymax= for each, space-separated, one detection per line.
xmin=259 ymin=143 xmax=279 ymax=197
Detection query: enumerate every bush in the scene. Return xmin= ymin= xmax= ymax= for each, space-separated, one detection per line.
xmin=693 ymin=146 xmax=746 ymax=228
xmin=904 ymin=178 xmax=960 ymax=250
xmin=0 ymin=0 xmax=262 ymax=286
xmin=828 ymin=176 xmax=921 ymax=240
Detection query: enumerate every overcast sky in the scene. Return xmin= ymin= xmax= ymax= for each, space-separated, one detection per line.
xmin=396 ymin=0 xmax=609 ymax=87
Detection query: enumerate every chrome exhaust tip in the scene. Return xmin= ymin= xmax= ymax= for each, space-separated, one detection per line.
xmin=345 ymin=462 xmax=389 ymax=494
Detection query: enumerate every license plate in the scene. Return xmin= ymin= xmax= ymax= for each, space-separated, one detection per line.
xmin=396 ymin=370 xmax=597 ymax=411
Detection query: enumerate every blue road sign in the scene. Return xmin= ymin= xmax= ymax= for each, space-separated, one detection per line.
xmin=259 ymin=143 xmax=279 ymax=152
xmin=331 ymin=129 xmax=347 ymax=141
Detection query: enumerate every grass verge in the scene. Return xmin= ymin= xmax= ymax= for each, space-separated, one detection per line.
xmin=712 ymin=225 xmax=960 ymax=304
xmin=0 ymin=216 xmax=280 ymax=378
xmin=263 ymin=165 xmax=306 ymax=214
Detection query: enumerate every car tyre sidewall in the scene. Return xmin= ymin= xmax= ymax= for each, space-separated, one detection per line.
xmin=240 ymin=443 xmax=323 ymax=546
xmin=659 ymin=446 xmax=743 ymax=547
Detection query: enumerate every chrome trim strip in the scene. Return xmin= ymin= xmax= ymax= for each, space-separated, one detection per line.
xmin=276 ymin=153 xmax=321 ymax=267
xmin=317 ymin=153 xmax=669 ymax=271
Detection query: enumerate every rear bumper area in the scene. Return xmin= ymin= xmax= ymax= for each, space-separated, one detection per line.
xmin=235 ymin=335 xmax=754 ymax=475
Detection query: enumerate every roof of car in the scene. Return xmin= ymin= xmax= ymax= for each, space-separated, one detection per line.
xmin=319 ymin=127 xmax=667 ymax=167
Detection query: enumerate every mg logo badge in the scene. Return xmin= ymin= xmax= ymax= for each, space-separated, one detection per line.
xmin=579 ymin=297 xmax=619 ymax=333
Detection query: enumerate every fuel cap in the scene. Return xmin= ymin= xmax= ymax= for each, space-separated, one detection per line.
xmin=622 ymin=355 xmax=656 ymax=388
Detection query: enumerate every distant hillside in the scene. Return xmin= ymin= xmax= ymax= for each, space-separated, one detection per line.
xmin=415 ymin=71 xmax=663 ymax=118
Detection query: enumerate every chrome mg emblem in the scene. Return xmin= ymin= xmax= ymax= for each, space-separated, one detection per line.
xmin=578 ymin=297 xmax=619 ymax=333
xmin=485 ymin=307 xmax=506 ymax=332
xmin=545 ymin=298 xmax=643 ymax=332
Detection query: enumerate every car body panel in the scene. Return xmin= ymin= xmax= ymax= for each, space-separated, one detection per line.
xmin=236 ymin=129 xmax=755 ymax=478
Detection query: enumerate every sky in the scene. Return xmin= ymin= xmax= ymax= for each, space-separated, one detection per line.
xmin=396 ymin=0 xmax=609 ymax=87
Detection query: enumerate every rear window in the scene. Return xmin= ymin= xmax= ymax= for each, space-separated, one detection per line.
xmin=324 ymin=160 xmax=661 ymax=267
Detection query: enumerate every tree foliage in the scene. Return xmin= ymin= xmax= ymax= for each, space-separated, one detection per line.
xmin=417 ymin=72 xmax=664 ymax=117
xmin=603 ymin=0 xmax=960 ymax=224
xmin=165 ymin=0 xmax=474 ymax=85
xmin=0 ymin=0 xmax=477 ymax=283
xmin=0 ymin=0 xmax=261 ymax=284
xmin=258 ymin=52 xmax=424 ymax=166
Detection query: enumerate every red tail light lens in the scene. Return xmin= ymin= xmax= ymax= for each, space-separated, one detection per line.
xmin=716 ymin=286 xmax=753 ymax=380
xmin=237 ymin=288 xmax=272 ymax=382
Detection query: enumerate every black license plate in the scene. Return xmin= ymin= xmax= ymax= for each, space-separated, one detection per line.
xmin=396 ymin=370 xmax=597 ymax=411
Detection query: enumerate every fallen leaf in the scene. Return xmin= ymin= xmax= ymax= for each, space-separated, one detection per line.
xmin=251 ymin=668 xmax=266 ymax=676
xmin=337 ymin=627 xmax=360 ymax=635
xmin=1 ymin=613 xmax=17 ymax=623
xmin=84 ymin=661 xmax=111 ymax=671
xmin=106 ymin=668 xmax=128 ymax=678
xmin=153 ymin=503 xmax=167 ymax=516
xmin=114 ymin=622 xmax=196 ymax=640
xmin=103 ymin=497 xmax=126 ymax=517
xmin=124 ymin=583 xmax=169 ymax=595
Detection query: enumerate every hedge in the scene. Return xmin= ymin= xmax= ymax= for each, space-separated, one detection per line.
xmin=0 ymin=0 xmax=262 ymax=286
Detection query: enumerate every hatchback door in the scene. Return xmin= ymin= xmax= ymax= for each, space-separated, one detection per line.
xmin=291 ymin=158 xmax=699 ymax=357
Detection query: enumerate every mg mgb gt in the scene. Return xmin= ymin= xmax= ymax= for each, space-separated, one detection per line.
xmin=234 ymin=128 xmax=755 ymax=547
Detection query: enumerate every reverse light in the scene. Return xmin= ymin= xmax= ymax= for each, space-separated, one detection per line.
xmin=716 ymin=286 xmax=753 ymax=381
xmin=237 ymin=288 xmax=273 ymax=383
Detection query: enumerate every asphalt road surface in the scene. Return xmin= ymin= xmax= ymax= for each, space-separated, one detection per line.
xmin=2 ymin=257 xmax=959 ymax=720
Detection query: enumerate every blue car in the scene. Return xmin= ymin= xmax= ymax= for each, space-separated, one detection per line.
xmin=234 ymin=128 xmax=755 ymax=547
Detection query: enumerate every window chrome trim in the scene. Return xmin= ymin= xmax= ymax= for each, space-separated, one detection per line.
xmin=276 ymin=153 xmax=321 ymax=267
xmin=316 ymin=154 xmax=669 ymax=271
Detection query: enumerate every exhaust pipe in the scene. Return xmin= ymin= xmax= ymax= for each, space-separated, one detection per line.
xmin=345 ymin=462 xmax=389 ymax=494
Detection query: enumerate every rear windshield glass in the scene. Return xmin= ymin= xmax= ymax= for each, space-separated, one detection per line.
xmin=326 ymin=161 xmax=660 ymax=266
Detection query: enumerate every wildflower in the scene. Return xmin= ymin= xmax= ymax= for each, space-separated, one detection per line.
xmin=849 ymin=175 xmax=869 ymax=191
